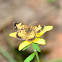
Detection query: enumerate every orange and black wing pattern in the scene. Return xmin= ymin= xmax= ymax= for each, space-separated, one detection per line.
xmin=16 ymin=28 xmax=36 ymax=41
xmin=32 ymin=25 xmax=45 ymax=33
xmin=13 ymin=22 xmax=28 ymax=30
xmin=13 ymin=22 xmax=45 ymax=41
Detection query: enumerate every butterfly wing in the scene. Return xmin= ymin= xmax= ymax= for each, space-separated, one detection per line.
xmin=16 ymin=30 xmax=27 ymax=40
xmin=14 ymin=22 xmax=44 ymax=41
xmin=16 ymin=28 xmax=36 ymax=41
xmin=27 ymin=30 xmax=36 ymax=41
xmin=13 ymin=22 xmax=23 ymax=30
xmin=32 ymin=25 xmax=45 ymax=33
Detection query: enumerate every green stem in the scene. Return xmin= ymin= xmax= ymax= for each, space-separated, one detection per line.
xmin=35 ymin=51 xmax=40 ymax=62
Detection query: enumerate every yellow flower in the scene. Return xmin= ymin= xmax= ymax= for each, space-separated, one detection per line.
xmin=9 ymin=26 xmax=53 ymax=51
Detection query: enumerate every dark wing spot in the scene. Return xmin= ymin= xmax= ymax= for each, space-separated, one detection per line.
xmin=41 ymin=25 xmax=45 ymax=30
xmin=37 ymin=25 xmax=45 ymax=33
xmin=13 ymin=22 xmax=19 ymax=30
xmin=37 ymin=30 xmax=41 ymax=33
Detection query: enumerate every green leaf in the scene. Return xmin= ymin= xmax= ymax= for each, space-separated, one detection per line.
xmin=24 ymin=52 xmax=35 ymax=62
xmin=32 ymin=43 xmax=41 ymax=52
xmin=36 ymin=45 xmax=41 ymax=52
xmin=0 ymin=47 xmax=16 ymax=62
xmin=32 ymin=43 xmax=36 ymax=52
xmin=47 ymin=0 xmax=56 ymax=2
xmin=22 ymin=45 xmax=30 ymax=51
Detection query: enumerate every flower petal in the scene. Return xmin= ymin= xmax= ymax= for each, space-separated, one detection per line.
xmin=19 ymin=41 xmax=32 ymax=51
xmin=36 ymin=26 xmax=53 ymax=37
xmin=32 ymin=38 xmax=40 ymax=42
xmin=33 ymin=38 xmax=46 ymax=45
xmin=9 ymin=32 xmax=17 ymax=38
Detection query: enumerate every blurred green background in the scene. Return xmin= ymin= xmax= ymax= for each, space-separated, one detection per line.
xmin=0 ymin=0 xmax=62 ymax=62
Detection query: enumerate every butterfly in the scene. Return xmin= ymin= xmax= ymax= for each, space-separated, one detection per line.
xmin=13 ymin=22 xmax=45 ymax=41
